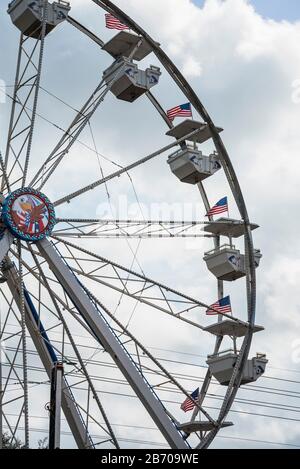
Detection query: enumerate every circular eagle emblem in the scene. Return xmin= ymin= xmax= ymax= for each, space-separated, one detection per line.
xmin=2 ymin=188 xmax=56 ymax=242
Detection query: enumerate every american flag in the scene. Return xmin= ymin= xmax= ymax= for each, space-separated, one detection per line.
xmin=105 ymin=13 xmax=129 ymax=30
xmin=18 ymin=211 xmax=31 ymax=229
xmin=181 ymin=388 xmax=199 ymax=413
xmin=206 ymin=296 xmax=232 ymax=316
xmin=166 ymin=103 xmax=192 ymax=122
xmin=206 ymin=197 xmax=228 ymax=217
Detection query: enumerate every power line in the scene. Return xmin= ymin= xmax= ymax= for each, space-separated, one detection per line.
xmin=2 ymin=328 xmax=300 ymax=401
xmin=2 ymin=327 xmax=300 ymax=406
xmin=2 ymin=357 xmax=300 ymax=424
xmin=2 ymin=89 xmax=123 ymax=170
xmin=2 ymin=422 xmax=299 ymax=449
xmin=4 ymin=413 xmax=300 ymax=448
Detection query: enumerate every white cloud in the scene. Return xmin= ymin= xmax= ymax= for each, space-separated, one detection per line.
xmin=182 ymin=55 xmax=203 ymax=77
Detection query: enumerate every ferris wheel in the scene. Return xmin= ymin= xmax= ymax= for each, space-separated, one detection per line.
xmin=0 ymin=0 xmax=268 ymax=450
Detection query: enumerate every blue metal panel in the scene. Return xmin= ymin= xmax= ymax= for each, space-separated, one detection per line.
xmin=24 ymin=288 xmax=58 ymax=363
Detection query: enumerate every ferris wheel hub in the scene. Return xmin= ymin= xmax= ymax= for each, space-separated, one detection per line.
xmin=2 ymin=188 xmax=56 ymax=242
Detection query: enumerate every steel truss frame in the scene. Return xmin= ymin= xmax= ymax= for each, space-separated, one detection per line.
xmin=2 ymin=4 xmax=48 ymax=192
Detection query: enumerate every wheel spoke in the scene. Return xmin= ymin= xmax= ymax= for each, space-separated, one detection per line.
xmin=67 ymin=15 xmax=105 ymax=47
xmin=6 ymin=247 xmax=112 ymax=448
xmin=80 ymin=283 xmax=216 ymax=426
xmin=28 ymin=245 xmax=120 ymax=448
xmin=53 ymin=219 xmax=218 ymax=239
xmin=30 ymin=37 xmax=144 ymax=192
xmin=29 ymin=78 xmax=108 ymax=190
xmin=3 ymin=3 xmax=48 ymax=192
xmin=53 ymin=127 xmax=207 ymax=207
xmin=16 ymin=241 xmax=30 ymax=447
xmin=36 ymin=237 xmax=190 ymax=449
xmin=21 ymin=243 xmax=216 ymax=430
xmin=50 ymin=236 xmax=243 ymax=326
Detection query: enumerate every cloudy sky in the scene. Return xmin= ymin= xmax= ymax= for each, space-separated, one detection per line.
xmin=1 ymin=0 xmax=300 ymax=449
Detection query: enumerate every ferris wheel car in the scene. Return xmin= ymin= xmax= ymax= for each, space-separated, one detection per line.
xmin=103 ymin=58 xmax=161 ymax=102
xmin=203 ymin=217 xmax=259 ymax=238
xmin=166 ymin=119 xmax=223 ymax=144
xmin=102 ymin=31 xmax=156 ymax=61
xmin=167 ymin=148 xmax=221 ymax=184
xmin=207 ymin=351 xmax=268 ymax=386
xmin=204 ymin=245 xmax=262 ymax=281
xmin=179 ymin=420 xmax=233 ymax=434
xmin=204 ymin=319 xmax=264 ymax=338
xmin=8 ymin=0 xmax=70 ymax=38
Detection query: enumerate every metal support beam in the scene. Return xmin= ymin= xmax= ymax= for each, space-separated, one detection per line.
xmin=0 ymin=232 xmax=14 ymax=264
xmin=0 ymin=316 xmax=3 ymax=449
xmin=67 ymin=16 xmax=104 ymax=47
xmin=37 ymin=237 xmax=188 ymax=449
xmin=29 ymin=77 xmax=107 ymax=190
xmin=49 ymin=363 xmax=63 ymax=450
xmin=2 ymin=260 xmax=94 ymax=449
xmin=53 ymin=219 xmax=214 ymax=239
xmin=31 ymin=38 xmax=143 ymax=191
xmin=53 ymin=127 xmax=205 ymax=207
xmin=3 ymin=21 xmax=47 ymax=191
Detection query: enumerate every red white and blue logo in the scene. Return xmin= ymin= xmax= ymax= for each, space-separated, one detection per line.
xmin=2 ymin=188 xmax=56 ymax=242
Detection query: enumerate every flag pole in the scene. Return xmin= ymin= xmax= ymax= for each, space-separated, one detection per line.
xmin=190 ymin=106 xmax=197 ymax=149
xmin=190 ymin=104 xmax=194 ymax=120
